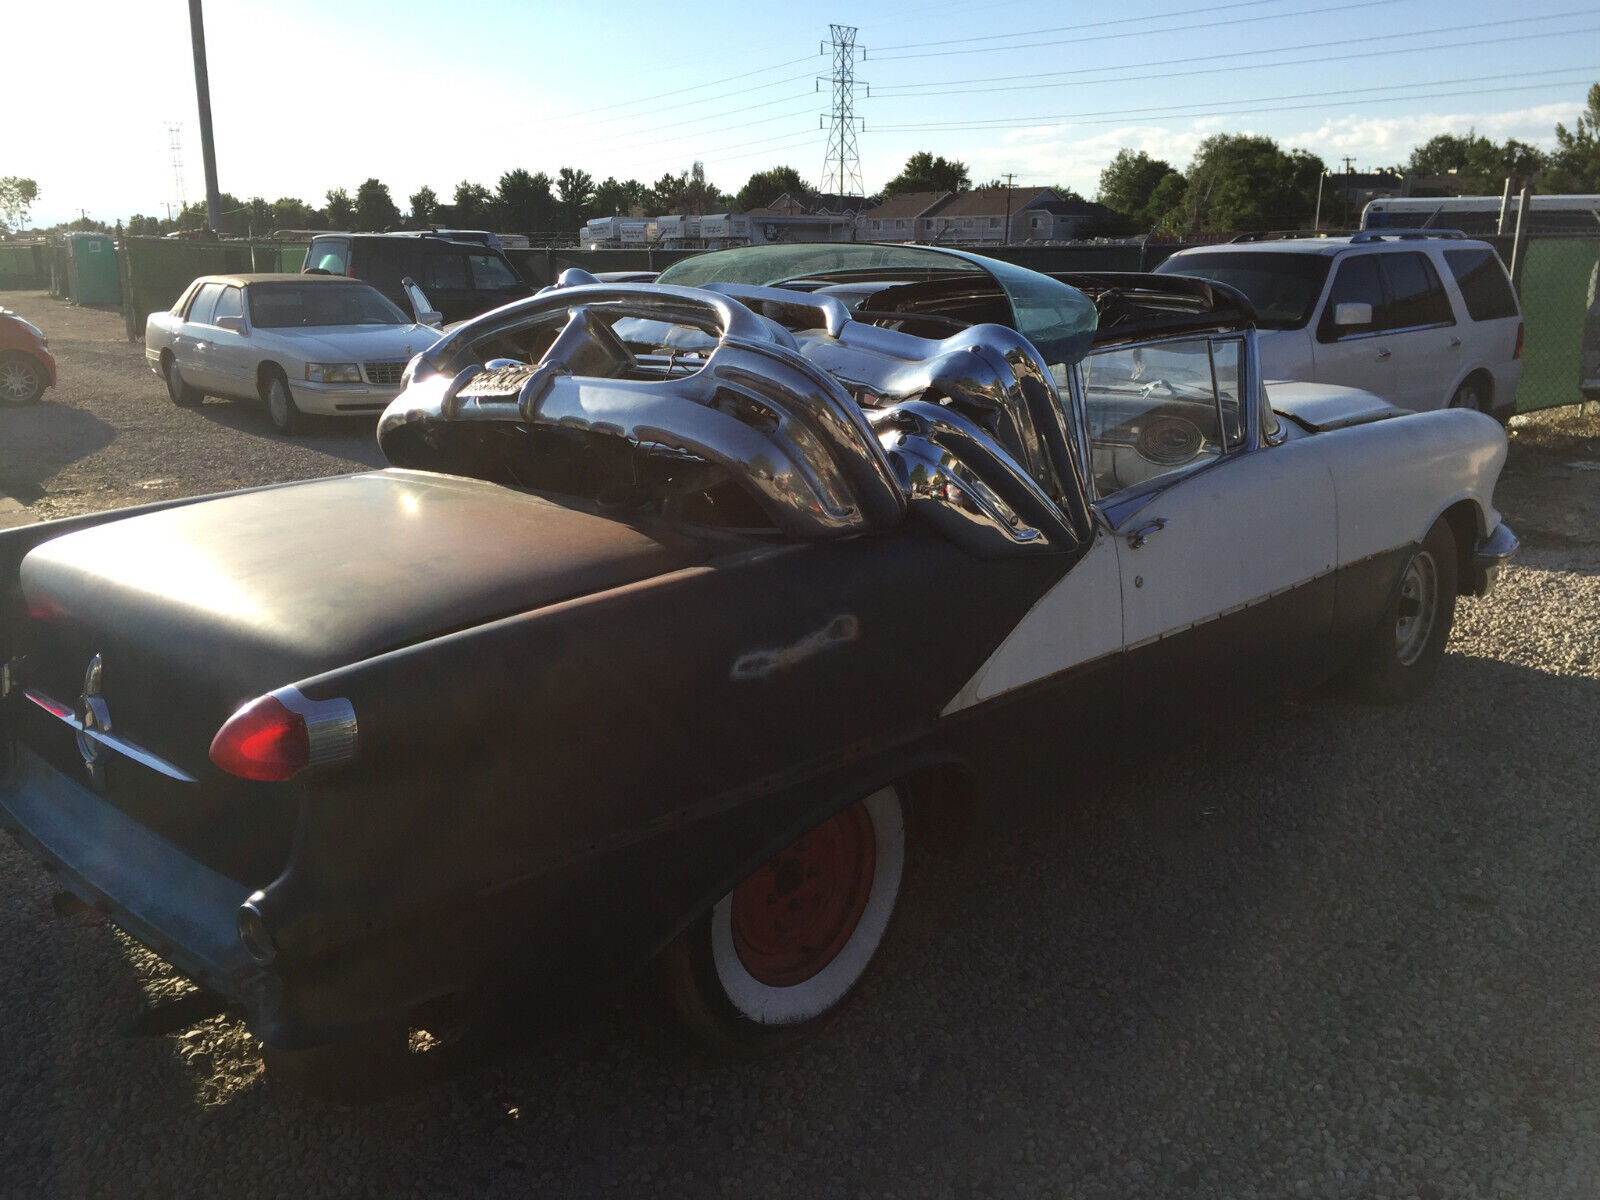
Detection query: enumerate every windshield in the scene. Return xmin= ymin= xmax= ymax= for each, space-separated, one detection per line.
xmin=247 ymin=282 xmax=410 ymax=329
xmin=1154 ymin=251 xmax=1332 ymax=331
xmin=659 ymin=243 xmax=1098 ymax=366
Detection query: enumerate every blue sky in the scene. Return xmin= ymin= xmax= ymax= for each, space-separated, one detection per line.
xmin=11 ymin=0 xmax=1597 ymax=227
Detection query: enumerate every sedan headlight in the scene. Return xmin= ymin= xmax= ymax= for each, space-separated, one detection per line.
xmin=304 ymin=362 xmax=362 ymax=384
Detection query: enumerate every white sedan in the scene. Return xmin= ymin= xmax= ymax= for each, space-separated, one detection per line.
xmin=145 ymin=274 xmax=443 ymax=434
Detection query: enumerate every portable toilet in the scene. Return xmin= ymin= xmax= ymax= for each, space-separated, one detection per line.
xmin=64 ymin=232 xmax=121 ymax=305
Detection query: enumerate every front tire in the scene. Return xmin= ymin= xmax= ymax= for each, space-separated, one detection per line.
xmin=263 ymin=370 xmax=301 ymax=435
xmin=659 ymin=786 xmax=906 ymax=1057
xmin=1349 ymin=518 xmax=1458 ymax=704
xmin=0 ymin=352 xmax=47 ymax=405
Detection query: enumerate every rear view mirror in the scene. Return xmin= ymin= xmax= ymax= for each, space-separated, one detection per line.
xmin=1334 ymin=302 xmax=1373 ymax=327
xmin=215 ymin=315 xmax=247 ymax=335
xmin=418 ymin=310 xmax=444 ymax=329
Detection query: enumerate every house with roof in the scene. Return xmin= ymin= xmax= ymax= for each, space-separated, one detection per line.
xmin=855 ymin=191 xmax=950 ymax=242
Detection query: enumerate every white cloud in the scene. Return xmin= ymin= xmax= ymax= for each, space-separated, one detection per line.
xmin=1287 ymin=103 xmax=1583 ymax=169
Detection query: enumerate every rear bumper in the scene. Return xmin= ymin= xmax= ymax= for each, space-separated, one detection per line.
xmin=1469 ymin=521 xmax=1519 ymax=596
xmin=0 ymin=744 xmax=266 ymax=1001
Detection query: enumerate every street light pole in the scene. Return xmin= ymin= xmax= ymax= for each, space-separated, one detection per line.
xmin=188 ymin=0 xmax=222 ymax=234
xmin=1313 ymin=171 xmax=1325 ymax=232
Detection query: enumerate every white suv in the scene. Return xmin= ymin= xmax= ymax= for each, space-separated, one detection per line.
xmin=1155 ymin=232 xmax=1523 ymax=418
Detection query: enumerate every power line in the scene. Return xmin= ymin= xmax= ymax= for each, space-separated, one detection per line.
xmin=574 ymin=93 xmax=820 ymax=152
xmin=868 ymin=0 xmax=1413 ymax=63
xmin=870 ymin=71 xmax=1599 ymax=133
xmin=870 ymin=12 xmax=1596 ymax=96
xmin=869 ymin=0 xmax=1293 ymax=53
xmin=556 ymin=53 xmax=821 ymax=121
xmin=506 ymin=69 xmax=820 ymax=134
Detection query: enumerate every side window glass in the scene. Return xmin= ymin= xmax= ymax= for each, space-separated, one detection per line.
xmin=187 ymin=282 xmax=223 ymax=326
xmin=428 ymin=252 xmax=469 ymax=291
xmin=213 ymin=286 xmax=244 ymax=323
xmin=1211 ymin=338 xmax=1245 ymax=449
xmin=1380 ymin=252 xmax=1453 ymax=329
xmin=1316 ymin=256 xmax=1382 ymax=342
xmin=1080 ymin=337 xmax=1225 ymax=500
xmin=310 ymin=239 xmax=349 ymax=274
xmin=1443 ymin=248 xmax=1519 ymax=320
xmin=468 ymin=253 xmax=519 ymax=289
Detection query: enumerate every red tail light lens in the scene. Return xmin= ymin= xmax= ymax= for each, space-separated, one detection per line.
xmin=1514 ymin=322 xmax=1524 ymax=359
xmin=210 ymin=694 xmax=309 ymax=781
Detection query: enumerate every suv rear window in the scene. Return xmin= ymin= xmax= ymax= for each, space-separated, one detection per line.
xmin=308 ymin=238 xmax=350 ymax=274
xmin=1444 ymin=248 xmax=1519 ymax=321
xmin=469 ymin=253 xmax=520 ymax=289
xmin=1153 ymin=252 xmax=1331 ymax=331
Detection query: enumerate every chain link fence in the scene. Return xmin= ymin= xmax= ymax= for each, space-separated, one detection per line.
xmin=1511 ymin=235 xmax=1600 ymax=413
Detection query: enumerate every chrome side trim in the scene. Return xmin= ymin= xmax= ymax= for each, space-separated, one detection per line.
xmin=22 ymin=690 xmax=198 ymax=784
xmin=273 ymin=687 xmax=357 ymax=768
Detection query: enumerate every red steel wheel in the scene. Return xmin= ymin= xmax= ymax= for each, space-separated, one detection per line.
xmin=729 ymin=801 xmax=877 ymax=987
xmin=660 ymin=785 xmax=906 ymax=1054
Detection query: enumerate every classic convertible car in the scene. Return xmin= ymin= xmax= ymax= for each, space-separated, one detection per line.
xmin=0 ymin=244 xmax=1516 ymax=1079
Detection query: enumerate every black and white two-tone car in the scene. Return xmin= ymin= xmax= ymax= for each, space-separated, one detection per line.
xmin=0 ymin=244 xmax=1516 ymax=1081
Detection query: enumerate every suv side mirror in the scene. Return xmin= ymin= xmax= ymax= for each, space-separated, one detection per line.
xmin=402 ymin=276 xmax=443 ymax=328
xmin=1333 ymin=302 xmax=1373 ymax=327
xmin=215 ymin=315 xmax=247 ymax=335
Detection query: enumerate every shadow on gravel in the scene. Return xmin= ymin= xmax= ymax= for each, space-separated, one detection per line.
xmin=10 ymin=654 xmax=1600 ymax=1196
xmin=0 ymin=403 xmax=117 ymax=502
xmin=188 ymin=397 xmax=388 ymax=463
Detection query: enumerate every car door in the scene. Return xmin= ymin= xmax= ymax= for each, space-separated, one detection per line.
xmin=1376 ymin=250 xmax=1458 ymax=410
xmin=1311 ymin=253 xmax=1398 ymax=401
xmin=177 ymin=281 xmax=223 ymax=389
xmin=204 ymin=284 xmax=252 ymax=399
xmin=1089 ymin=336 xmax=1339 ymax=712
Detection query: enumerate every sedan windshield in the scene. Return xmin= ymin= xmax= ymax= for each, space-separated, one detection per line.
xmin=248 ymin=283 xmax=409 ymax=328
xmin=1154 ymin=252 xmax=1332 ymax=331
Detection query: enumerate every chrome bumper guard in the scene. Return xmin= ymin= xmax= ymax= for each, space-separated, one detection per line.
xmin=1469 ymin=522 xmax=1519 ymax=596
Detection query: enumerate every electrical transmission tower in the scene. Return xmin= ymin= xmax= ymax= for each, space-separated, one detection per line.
xmin=166 ymin=122 xmax=188 ymax=217
xmin=818 ymin=24 xmax=866 ymax=198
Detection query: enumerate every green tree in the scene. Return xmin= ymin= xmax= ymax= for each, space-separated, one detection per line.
xmin=556 ymin=167 xmax=595 ymax=229
xmin=0 ymin=177 xmax=38 ymax=233
xmin=1407 ymin=131 xmax=1546 ymax=191
xmin=882 ymin=152 xmax=970 ymax=196
xmin=270 ymin=196 xmax=315 ymax=230
xmin=352 ymin=179 xmax=401 ymax=231
xmin=409 ymin=186 xmax=438 ymax=227
xmin=452 ymin=180 xmax=497 ymax=228
xmin=1182 ymin=134 xmax=1323 ymax=232
xmin=495 ymin=170 xmax=553 ymax=231
xmin=1144 ymin=173 xmax=1189 ymax=232
xmin=324 ymin=188 xmax=356 ymax=228
xmin=735 ymin=165 xmax=807 ymax=212
xmin=1542 ymin=82 xmax=1600 ymax=193
xmin=1097 ymin=150 xmax=1181 ymax=224
xmin=592 ymin=176 xmax=647 ymax=216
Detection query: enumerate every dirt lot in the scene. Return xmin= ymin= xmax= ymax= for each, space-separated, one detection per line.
xmin=1 ymin=292 xmax=1600 ymax=1199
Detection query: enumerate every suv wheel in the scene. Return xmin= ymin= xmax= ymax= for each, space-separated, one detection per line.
xmin=1448 ymin=377 xmax=1488 ymax=413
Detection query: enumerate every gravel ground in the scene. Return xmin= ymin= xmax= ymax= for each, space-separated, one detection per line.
xmin=1 ymin=292 xmax=1599 ymax=1199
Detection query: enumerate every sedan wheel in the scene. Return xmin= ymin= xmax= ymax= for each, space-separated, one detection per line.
xmin=264 ymin=373 xmax=301 ymax=435
xmin=1348 ymin=517 xmax=1458 ymax=703
xmin=660 ymin=786 xmax=906 ymax=1055
xmin=164 ymin=357 xmax=203 ymax=407
xmin=0 ymin=353 xmax=46 ymax=405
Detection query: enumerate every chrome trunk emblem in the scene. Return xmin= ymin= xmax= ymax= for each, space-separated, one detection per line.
xmin=75 ymin=653 xmax=113 ymax=787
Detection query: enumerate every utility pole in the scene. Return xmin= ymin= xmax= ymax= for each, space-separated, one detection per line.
xmin=819 ymin=25 xmax=866 ymax=198
xmin=188 ymin=0 xmax=222 ymax=234
xmin=1002 ymin=173 xmax=1016 ymax=244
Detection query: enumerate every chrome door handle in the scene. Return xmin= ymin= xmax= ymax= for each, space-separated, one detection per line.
xmin=1448 ymin=336 xmax=1462 ymax=348
xmin=1126 ymin=518 xmax=1167 ymax=549
xmin=1375 ymin=348 xmax=1392 ymax=360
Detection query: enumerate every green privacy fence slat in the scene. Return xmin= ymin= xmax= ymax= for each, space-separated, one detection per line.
xmin=119 ymin=238 xmax=309 ymax=340
xmin=1516 ymin=237 xmax=1600 ymax=414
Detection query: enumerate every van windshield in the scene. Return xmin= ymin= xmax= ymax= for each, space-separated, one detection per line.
xmin=1154 ymin=252 xmax=1332 ymax=331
